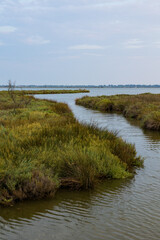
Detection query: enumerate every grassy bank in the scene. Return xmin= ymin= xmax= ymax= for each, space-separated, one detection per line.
xmin=0 ymin=91 xmax=143 ymax=206
xmin=76 ymin=93 xmax=160 ymax=131
xmin=3 ymin=89 xmax=90 ymax=95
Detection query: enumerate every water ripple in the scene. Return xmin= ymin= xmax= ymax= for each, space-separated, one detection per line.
xmin=1 ymin=88 xmax=160 ymax=240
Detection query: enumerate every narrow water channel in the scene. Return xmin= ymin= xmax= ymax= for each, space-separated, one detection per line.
xmin=0 ymin=88 xmax=160 ymax=240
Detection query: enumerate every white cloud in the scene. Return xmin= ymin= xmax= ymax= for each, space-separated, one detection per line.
xmin=0 ymin=41 xmax=4 ymax=46
xmin=0 ymin=26 xmax=17 ymax=34
xmin=0 ymin=0 xmax=139 ymax=14
xmin=19 ymin=0 xmax=38 ymax=3
xmin=153 ymin=41 xmax=160 ymax=48
xmin=69 ymin=44 xmax=104 ymax=50
xmin=66 ymin=0 xmax=136 ymax=10
xmin=58 ymin=55 xmax=80 ymax=60
xmin=124 ymin=39 xmax=145 ymax=49
xmin=83 ymin=53 xmax=104 ymax=57
xmin=25 ymin=36 xmax=50 ymax=45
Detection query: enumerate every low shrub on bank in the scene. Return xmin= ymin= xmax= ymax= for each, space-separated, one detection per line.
xmin=76 ymin=93 xmax=160 ymax=131
xmin=0 ymin=91 xmax=143 ymax=205
xmin=143 ymin=111 xmax=160 ymax=130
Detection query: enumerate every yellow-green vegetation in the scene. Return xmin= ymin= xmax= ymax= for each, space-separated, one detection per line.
xmin=76 ymin=93 xmax=160 ymax=131
xmin=0 ymin=91 xmax=143 ymax=206
xmin=5 ymin=89 xmax=90 ymax=95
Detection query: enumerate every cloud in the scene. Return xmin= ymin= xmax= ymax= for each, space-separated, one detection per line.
xmin=0 ymin=41 xmax=4 ymax=46
xmin=83 ymin=53 xmax=104 ymax=57
xmin=19 ymin=0 xmax=38 ymax=3
xmin=25 ymin=36 xmax=50 ymax=45
xmin=58 ymin=55 xmax=80 ymax=60
xmin=69 ymin=44 xmax=104 ymax=50
xmin=65 ymin=0 xmax=136 ymax=11
xmin=0 ymin=0 xmax=138 ymax=14
xmin=153 ymin=41 xmax=160 ymax=48
xmin=0 ymin=26 xmax=17 ymax=34
xmin=124 ymin=39 xmax=145 ymax=49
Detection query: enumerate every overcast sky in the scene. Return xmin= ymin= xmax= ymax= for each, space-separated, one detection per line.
xmin=0 ymin=0 xmax=160 ymax=85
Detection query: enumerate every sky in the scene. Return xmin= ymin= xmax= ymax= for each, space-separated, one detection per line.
xmin=0 ymin=0 xmax=160 ymax=85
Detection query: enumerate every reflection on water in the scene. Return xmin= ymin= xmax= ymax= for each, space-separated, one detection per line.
xmin=0 ymin=88 xmax=160 ymax=240
xmin=0 ymin=179 xmax=132 ymax=240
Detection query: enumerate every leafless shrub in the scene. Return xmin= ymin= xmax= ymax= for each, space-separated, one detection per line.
xmin=8 ymin=80 xmax=31 ymax=113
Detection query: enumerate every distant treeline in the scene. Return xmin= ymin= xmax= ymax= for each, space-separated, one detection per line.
xmin=1 ymin=84 xmax=160 ymax=88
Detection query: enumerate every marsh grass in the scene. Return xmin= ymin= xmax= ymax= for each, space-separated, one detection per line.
xmin=76 ymin=93 xmax=160 ymax=131
xmin=11 ymin=89 xmax=89 ymax=95
xmin=0 ymin=91 xmax=143 ymax=206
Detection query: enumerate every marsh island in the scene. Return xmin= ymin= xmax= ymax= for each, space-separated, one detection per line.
xmin=0 ymin=90 xmax=143 ymax=206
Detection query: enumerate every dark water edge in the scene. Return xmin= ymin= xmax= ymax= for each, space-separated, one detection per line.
xmin=0 ymin=87 xmax=160 ymax=240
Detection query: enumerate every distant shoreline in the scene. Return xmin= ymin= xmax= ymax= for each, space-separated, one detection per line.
xmin=1 ymin=85 xmax=160 ymax=88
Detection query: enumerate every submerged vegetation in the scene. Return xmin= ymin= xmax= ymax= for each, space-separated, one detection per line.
xmin=0 ymin=91 xmax=143 ymax=206
xmin=76 ymin=93 xmax=160 ymax=131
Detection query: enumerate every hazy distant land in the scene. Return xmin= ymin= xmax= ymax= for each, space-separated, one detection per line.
xmin=0 ymin=84 xmax=160 ymax=88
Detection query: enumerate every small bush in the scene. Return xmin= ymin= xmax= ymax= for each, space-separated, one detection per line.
xmin=96 ymin=99 xmax=114 ymax=112
xmin=143 ymin=111 xmax=160 ymax=130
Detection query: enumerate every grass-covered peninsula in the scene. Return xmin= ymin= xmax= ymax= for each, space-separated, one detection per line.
xmin=0 ymin=91 xmax=143 ymax=206
xmin=2 ymin=89 xmax=90 ymax=95
xmin=76 ymin=93 xmax=160 ymax=131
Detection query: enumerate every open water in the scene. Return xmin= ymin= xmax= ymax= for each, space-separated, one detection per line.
xmin=0 ymin=88 xmax=160 ymax=240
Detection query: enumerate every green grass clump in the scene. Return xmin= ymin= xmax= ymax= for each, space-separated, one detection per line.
xmin=76 ymin=93 xmax=160 ymax=131
xmin=0 ymin=91 xmax=143 ymax=206
xmin=143 ymin=111 xmax=160 ymax=130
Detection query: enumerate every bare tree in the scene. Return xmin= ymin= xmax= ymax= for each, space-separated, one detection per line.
xmin=8 ymin=80 xmax=31 ymax=113
xmin=8 ymin=80 xmax=19 ymax=113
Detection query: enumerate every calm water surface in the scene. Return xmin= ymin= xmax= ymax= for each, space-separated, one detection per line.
xmin=0 ymin=88 xmax=160 ymax=240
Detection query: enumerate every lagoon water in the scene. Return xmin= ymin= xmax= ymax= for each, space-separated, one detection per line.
xmin=0 ymin=88 xmax=160 ymax=240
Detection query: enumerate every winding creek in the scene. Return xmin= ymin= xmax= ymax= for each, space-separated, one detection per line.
xmin=0 ymin=88 xmax=160 ymax=240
